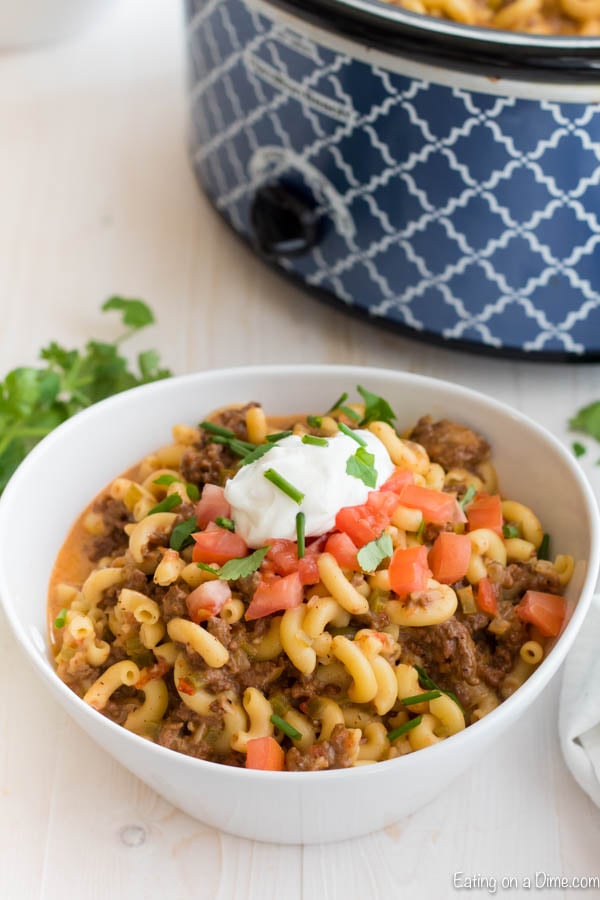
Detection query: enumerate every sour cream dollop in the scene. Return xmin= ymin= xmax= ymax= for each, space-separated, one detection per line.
xmin=224 ymin=430 xmax=395 ymax=548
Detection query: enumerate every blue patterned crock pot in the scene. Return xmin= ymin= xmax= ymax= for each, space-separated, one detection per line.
xmin=185 ymin=0 xmax=600 ymax=360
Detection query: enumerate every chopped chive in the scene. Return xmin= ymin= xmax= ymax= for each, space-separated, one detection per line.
xmin=270 ymin=714 xmax=302 ymax=741
xmin=186 ymin=482 xmax=200 ymax=502
xmin=414 ymin=664 xmax=463 ymax=711
xmin=210 ymin=434 xmax=255 ymax=457
xmin=266 ymin=430 xmax=293 ymax=442
xmin=339 ymin=404 xmax=361 ymax=422
xmin=147 ymin=494 xmax=182 ymax=515
xmin=301 ymin=434 xmax=328 ymax=447
xmin=54 ymin=608 xmax=68 ymax=629
xmin=239 ymin=443 xmax=273 ymax=466
xmin=416 ymin=518 xmax=425 ymax=539
xmin=338 ymin=422 xmax=367 ymax=446
xmin=264 ymin=468 xmax=304 ymax=504
xmin=572 ymin=441 xmax=586 ymax=458
xmin=153 ymin=473 xmax=178 ymax=486
xmin=296 ymin=512 xmax=306 ymax=558
xmin=502 ymin=523 xmax=520 ymax=539
xmin=215 ymin=516 xmax=235 ymax=532
xmin=327 ymin=392 xmax=349 ymax=413
xmin=459 ymin=484 xmax=477 ymax=509
xmin=306 ymin=415 xmax=322 ymax=428
xmin=401 ymin=690 xmax=441 ymax=706
xmin=170 ymin=516 xmax=199 ymax=551
xmin=199 ymin=420 xmax=235 ymax=438
xmin=538 ymin=532 xmax=550 ymax=560
xmin=387 ymin=716 xmax=423 ymax=742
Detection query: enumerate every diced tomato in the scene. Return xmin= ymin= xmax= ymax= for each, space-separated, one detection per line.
xmin=325 ymin=532 xmax=360 ymax=570
xmin=135 ymin=658 xmax=171 ymax=688
xmin=476 ymin=577 xmax=498 ymax=615
xmin=380 ymin=467 xmax=415 ymax=495
xmin=467 ymin=493 xmax=503 ymax=536
xmin=297 ymin=555 xmax=320 ymax=585
xmin=192 ymin=523 xmax=248 ymax=565
xmin=186 ymin=580 xmax=232 ymax=623
xmin=398 ymin=483 xmax=458 ymax=525
xmin=246 ymin=736 xmax=285 ymax=771
xmin=245 ymin=571 xmax=304 ymax=620
xmin=195 ymin=484 xmax=231 ymax=529
xmin=267 ymin=539 xmax=299 ymax=576
xmin=335 ymin=490 xmax=400 ymax=548
xmin=177 ymin=678 xmax=195 ymax=696
xmin=516 ymin=590 xmax=567 ymax=637
xmin=388 ymin=545 xmax=431 ymax=596
xmin=428 ymin=532 xmax=472 ymax=584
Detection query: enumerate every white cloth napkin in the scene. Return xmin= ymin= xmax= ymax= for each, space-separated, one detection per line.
xmin=559 ymin=594 xmax=600 ymax=807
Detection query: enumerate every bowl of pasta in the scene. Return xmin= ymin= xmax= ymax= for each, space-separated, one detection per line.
xmin=185 ymin=0 xmax=600 ymax=359
xmin=0 ymin=364 xmax=598 ymax=843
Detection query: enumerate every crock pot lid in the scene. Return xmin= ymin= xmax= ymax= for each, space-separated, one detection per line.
xmin=262 ymin=0 xmax=600 ymax=82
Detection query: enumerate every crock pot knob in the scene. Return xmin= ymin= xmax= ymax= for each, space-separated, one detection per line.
xmin=250 ymin=183 xmax=321 ymax=258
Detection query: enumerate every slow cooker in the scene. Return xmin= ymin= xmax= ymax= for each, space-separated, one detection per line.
xmin=184 ymin=0 xmax=600 ymax=360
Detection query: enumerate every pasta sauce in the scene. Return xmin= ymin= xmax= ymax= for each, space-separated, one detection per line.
xmin=48 ymin=395 xmax=572 ymax=771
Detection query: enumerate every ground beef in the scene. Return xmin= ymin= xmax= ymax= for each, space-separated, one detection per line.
xmin=56 ymin=654 xmax=100 ymax=694
xmin=286 ymin=724 xmax=358 ymax=771
xmin=160 ymin=584 xmax=190 ymax=620
xmin=409 ymin=416 xmax=490 ymax=472
xmin=179 ymin=403 xmax=259 ymax=487
xmin=500 ymin=562 xmax=560 ymax=602
xmin=87 ymin=496 xmax=132 ymax=561
xmin=398 ymin=617 xmax=480 ymax=686
xmin=237 ymin=661 xmax=285 ymax=692
xmin=206 ymin=617 xmax=232 ymax=648
xmin=102 ymin=564 xmax=148 ymax=608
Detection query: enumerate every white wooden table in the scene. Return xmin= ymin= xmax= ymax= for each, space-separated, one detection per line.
xmin=1 ymin=2 xmax=599 ymax=898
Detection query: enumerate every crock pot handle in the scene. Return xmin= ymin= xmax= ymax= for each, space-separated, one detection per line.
xmin=249 ymin=183 xmax=322 ymax=258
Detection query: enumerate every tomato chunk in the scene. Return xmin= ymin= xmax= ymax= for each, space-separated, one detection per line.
xmin=476 ymin=577 xmax=498 ymax=615
xmin=467 ymin=493 xmax=503 ymax=536
xmin=388 ymin=545 xmax=431 ymax=596
xmin=246 ymin=736 xmax=285 ymax=771
xmin=516 ymin=590 xmax=567 ymax=637
xmin=186 ymin=580 xmax=231 ymax=623
xmin=428 ymin=532 xmax=471 ymax=584
xmin=195 ymin=484 xmax=231 ymax=529
xmin=380 ymin=467 xmax=415 ymax=495
xmin=335 ymin=490 xmax=400 ymax=548
xmin=325 ymin=532 xmax=360 ymax=570
xmin=398 ymin=484 xmax=457 ymax=525
xmin=267 ymin=539 xmax=299 ymax=576
xmin=192 ymin=523 xmax=248 ymax=565
xmin=245 ymin=571 xmax=304 ymax=620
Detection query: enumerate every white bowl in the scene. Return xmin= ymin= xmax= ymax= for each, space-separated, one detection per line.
xmin=0 ymin=365 xmax=598 ymax=844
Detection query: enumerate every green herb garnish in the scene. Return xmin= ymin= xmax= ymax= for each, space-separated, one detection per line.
xmin=170 ymin=516 xmax=199 ymax=551
xmin=211 ymin=434 xmax=255 ymax=457
xmin=338 ymin=422 xmax=367 ymax=446
xmin=346 ymin=446 xmax=377 ymax=488
xmin=459 ymin=484 xmax=477 ymax=509
xmin=186 ymin=483 xmax=200 ymax=502
xmin=0 ymin=298 xmax=171 ymax=497
xmin=306 ymin=415 xmax=322 ymax=428
xmin=339 ymin=405 xmax=361 ymax=422
xmin=197 ymin=546 xmax=270 ymax=581
xmin=357 ymin=533 xmax=393 ymax=573
xmin=264 ymin=468 xmax=304 ymax=504
xmin=147 ymin=494 xmax=182 ymax=515
xmin=327 ymin=392 xmax=349 ymax=413
xmin=153 ymin=474 xmax=178 ymax=486
xmin=572 ymin=441 xmax=586 ymax=458
xmin=538 ymin=533 xmax=550 ymax=560
xmin=296 ymin=512 xmax=306 ymax=558
xmin=502 ymin=523 xmax=520 ymax=539
xmin=414 ymin=664 xmax=463 ymax=711
xmin=387 ymin=716 xmax=423 ymax=742
xmin=266 ymin=430 xmax=293 ymax=442
xmin=357 ymin=385 xmax=396 ymax=427
xmin=54 ymin=608 xmax=68 ymax=629
xmin=301 ymin=434 xmax=328 ymax=447
xmin=416 ymin=518 xmax=425 ymax=539
xmin=270 ymin=714 xmax=302 ymax=741
xmin=199 ymin=421 xmax=236 ymax=438
xmin=215 ymin=516 xmax=235 ymax=532
xmin=569 ymin=401 xmax=600 ymax=442
xmin=401 ymin=690 xmax=442 ymax=706
xmin=238 ymin=443 xmax=273 ymax=466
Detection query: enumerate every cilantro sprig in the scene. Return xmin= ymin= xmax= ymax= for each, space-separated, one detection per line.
xmin=197 ymin=546 xmax=270 ymax=581
xmin=346 ymin=446 xmax=377 ymax=488
xmin=357 ymin=533 xmax=393 ymax=573
xmin=0 ymin=298 xmax=171 ymax=495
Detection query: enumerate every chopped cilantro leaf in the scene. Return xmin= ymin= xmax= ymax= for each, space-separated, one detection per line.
xmin=357 ymin=385 xmax=396 ymax=427
xmin=357 ymin=533 xmax=393 ymax=573
xmin=346 ymin=446 xmax=377 ymax=488
xmin=198 ymin=546 xmax=270 ymax=581
xmin=572 ymin=441 xmax=586 ymax=459
xmin=170 ymin=517 xmax=199 ymax=551
xmin=569 ymin=401 xmax=600 ymax=442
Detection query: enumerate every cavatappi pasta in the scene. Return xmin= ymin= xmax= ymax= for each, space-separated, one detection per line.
xmin=385 ymin=0 xmax=600 ymax=35
xmin=49 ymin=393 xmax=572 ymax=771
